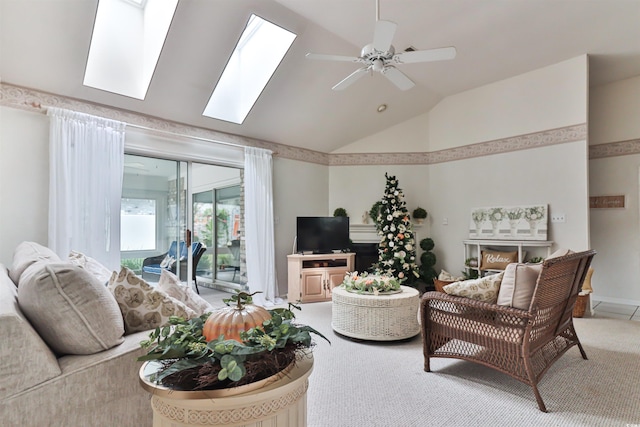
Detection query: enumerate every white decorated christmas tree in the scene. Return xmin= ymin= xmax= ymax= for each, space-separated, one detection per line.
xmin=374 ymin=173 xmax=420 ymax=286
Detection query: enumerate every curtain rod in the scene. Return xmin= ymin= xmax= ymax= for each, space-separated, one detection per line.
xmin=28 ymin=101 xmax=275 ymax=155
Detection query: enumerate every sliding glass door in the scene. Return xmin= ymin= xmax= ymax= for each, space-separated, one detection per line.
xmin=121 ymin=155 xmax=242 ymax=289
xmin=121 ymin=155 xmax=189 ymax=283
xmin=191 ymin=164 xmax=242 ymax=287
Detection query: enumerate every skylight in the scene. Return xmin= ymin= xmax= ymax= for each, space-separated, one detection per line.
xmin=203 ymin=15 xmax=297 ymax=124
xmin=83 ymin=0 xmax=178 ymax=99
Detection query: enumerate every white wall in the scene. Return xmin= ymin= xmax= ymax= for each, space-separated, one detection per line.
xmin=427 ymin=141 xmax=590 ymax=273
xmin=0 ymin=107 xmax=50 ymax=265
xmin=590 ymin=75 xmax=640 ymax=145
xmin=272 ymin=157 xmax=328 ymax=297
xmin=589 ymin=75 xmax=640 ymax=305
xmin=428 ymin=55 xmax=588 ymax=150
xmin=334 ymin=56 xmax=588 ymax=154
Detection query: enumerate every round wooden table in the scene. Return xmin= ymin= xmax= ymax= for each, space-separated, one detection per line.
xmin=331 ymin=285 xmax=420 ymax=341
xmin=139 ymin=355 xmax=313 ymax=427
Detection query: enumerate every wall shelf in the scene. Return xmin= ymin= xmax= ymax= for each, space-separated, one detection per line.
xmin=463 ymin=239 xmax=553 ymax=275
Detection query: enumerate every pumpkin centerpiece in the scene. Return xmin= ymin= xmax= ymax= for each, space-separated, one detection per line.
xmin=138 ymin=290 xmax=329 ymax=392
xmin=203 ymin=291 xmax=271 ymax=342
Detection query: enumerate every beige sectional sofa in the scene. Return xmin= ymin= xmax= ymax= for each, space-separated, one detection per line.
xmin=0 ymin=242 xmax=153 ymax=426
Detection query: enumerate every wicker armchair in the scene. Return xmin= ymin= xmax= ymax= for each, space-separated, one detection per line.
xmin=420 ymin=249 xmax=596 ymax=412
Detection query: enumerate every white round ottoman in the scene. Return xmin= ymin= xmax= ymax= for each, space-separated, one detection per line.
xmin=331 ymin=285 xmax=420 ymax=341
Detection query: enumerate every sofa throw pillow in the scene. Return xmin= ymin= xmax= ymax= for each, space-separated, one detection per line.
xmin=10 ymin=241 xmax=61 ymax=284
xmin=157 ymin=269 xmax=213 ymax=316
xmin=480 ymin=250 xmax=518 ymax=271
xmin=496 ymin=263 xmax=543 ymax=310
xmin=17 ymin=263 xmax=125 ymax=356
xmin=443 ymin=272 xmax=504 ymax=304
xmin=108 ymin=267 xmax=196 ymax=334
xmin=67 ymin=250 xmax=113 ymax=284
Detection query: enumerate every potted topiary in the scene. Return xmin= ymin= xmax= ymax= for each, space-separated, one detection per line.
xmin=418 ymin=238 xmax=437 ymax=292
xmin=412 ymin=207 xmax=427 ymax=224
xmin=333 ymin=207 xmax=348 ymax=217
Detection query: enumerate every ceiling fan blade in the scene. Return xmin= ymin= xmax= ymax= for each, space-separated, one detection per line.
xmin=305 ymin=53 xmax=360 ymax=62
xmin=393 ymin=46 xmax=457 ymax=64
xmin=332 ymin=67 xmax=369 ymax=91
xmin=372 ymin=20 xmax=397 ymax=52
xmin=382 ymin=66 xmax=414 ymax=91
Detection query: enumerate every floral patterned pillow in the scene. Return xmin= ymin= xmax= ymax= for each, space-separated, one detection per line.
xmin=108 ymin=267 xmax=196 ymax=334
xmin=443 ymin=272 xmax=504 ymax=304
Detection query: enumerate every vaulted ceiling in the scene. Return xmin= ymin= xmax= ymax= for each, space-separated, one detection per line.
xmin=2 ymin=0 xmax=639 ymax=153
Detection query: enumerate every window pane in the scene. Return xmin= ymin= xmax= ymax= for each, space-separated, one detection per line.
xmin=121 ymin=198 xmax=156 ymax=250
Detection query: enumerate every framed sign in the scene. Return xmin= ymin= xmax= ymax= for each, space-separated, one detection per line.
xmin=590 ymin=195 xmax=625 ymax=209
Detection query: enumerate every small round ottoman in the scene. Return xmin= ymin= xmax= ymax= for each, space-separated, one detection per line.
xmin=331 ymin=285 xmax=420 ymax=341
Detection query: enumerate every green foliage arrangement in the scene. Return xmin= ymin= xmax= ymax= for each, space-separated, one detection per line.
xmin=341 ymin=271 xmax=400 ymax=295
xmin=138 ymin=298 xmax=329 ymax=391
xmin=374 ymin=173 xmax=420 ymax=286
xmin=333 ymin=207 xmax=348 ymax=217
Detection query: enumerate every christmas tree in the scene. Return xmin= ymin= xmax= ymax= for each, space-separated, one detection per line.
xmin=374 ymin=173 xmax=420 ymax=285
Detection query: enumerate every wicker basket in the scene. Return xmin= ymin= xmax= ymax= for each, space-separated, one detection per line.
xmin=573 ymin=293 xmax=590 ymax=318
xmin=434 ymin=279 xmax=454 ymax=293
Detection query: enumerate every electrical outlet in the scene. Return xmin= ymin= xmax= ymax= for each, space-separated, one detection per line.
xmin=442 ymin=217 xmax=448 ymax=225
xmin=551 ymin=213 xmax=566 ymax=223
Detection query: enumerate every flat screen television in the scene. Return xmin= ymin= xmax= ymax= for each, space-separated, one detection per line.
xmin=296 ymin=216 xmax=350 ymax=254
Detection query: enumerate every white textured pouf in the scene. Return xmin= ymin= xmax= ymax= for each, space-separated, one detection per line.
xmin=331 ymin=285 xmax=420 ymax=341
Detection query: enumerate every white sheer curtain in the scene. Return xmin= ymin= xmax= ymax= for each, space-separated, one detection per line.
xmin=244 ymin=146 xmax=279 ymax=307
xmin=47 ymin=108 xmax=126 ymax=271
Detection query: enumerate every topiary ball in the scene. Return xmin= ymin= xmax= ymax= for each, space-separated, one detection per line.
xmin=421 ymin=251 xmax=436 ymax=267
xmin=420 ymin=238 xmax=435 ymax=251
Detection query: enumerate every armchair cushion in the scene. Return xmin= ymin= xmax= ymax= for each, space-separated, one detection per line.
xmin=497 ymin=263 xmax=542 ymax=309
xmin=108 ymin=267 xmax=196 ymax=333
xmin=442 ymin=272 xmax=504 ymax=303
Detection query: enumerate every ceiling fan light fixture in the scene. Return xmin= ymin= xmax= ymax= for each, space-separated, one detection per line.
xmin=372 ymin=58 xmax=385 ymax=72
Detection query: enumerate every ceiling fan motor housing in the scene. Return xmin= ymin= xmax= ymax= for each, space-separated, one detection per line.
xmin=361 ymin=43 xmax=395 ymax=62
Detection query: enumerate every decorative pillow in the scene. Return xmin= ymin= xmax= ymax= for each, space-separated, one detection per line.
xmin=438 ymin=269 xmax=465 ymax=281
xmin=496 ymin=263 xmax=542 ymax=310
xmin=157 ymin=269 xmax=213 ymax=316
xmin=17 ymin=263 xmax=125 ymax=355
xmin=160 ymin=255 xmax=175 ymax=268
xmin=108 ymin=267 xmax=196 ymax=334
xmin=10 ymin=241 xmax=61 ymax=284
xmin=67 ymin=250 xmax=113 ymax=284
xmin=443 ymin=272 xmax=504 ymax=304
xmin=480 ymin=250 xmax=518 ymax=270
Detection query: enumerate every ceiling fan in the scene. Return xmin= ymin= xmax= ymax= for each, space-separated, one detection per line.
xmin=305 ymin=0 xmax=456 ymax=91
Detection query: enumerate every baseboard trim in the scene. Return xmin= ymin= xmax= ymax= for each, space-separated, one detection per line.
xmin=591 ymin=294 xmax=640 ymax=307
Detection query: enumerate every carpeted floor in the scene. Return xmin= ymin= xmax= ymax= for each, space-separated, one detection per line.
xmin=199 ymin=288 xmax=640 ymax=427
